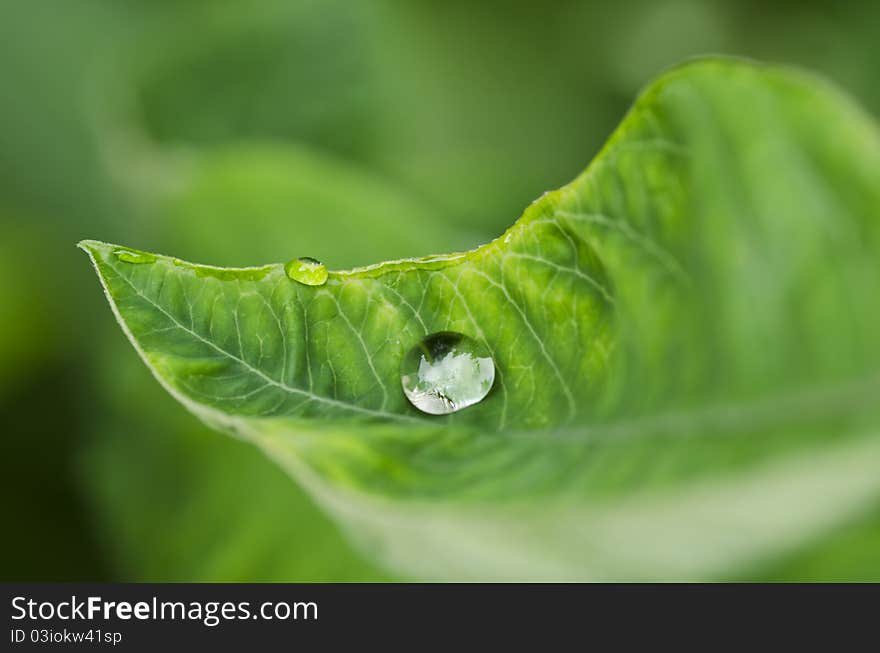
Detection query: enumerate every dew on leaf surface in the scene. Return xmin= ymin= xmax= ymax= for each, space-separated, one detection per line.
xmin=400 ymin=331 xmax=495 ymax=415
xmin=285 ymin=256 xmax=328 ymax=286
xmin=113 ymin=249 xmax=156 ymax=264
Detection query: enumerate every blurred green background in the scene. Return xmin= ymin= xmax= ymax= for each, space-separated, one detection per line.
xmin=2 ymin=0 xmax=880 ymax=581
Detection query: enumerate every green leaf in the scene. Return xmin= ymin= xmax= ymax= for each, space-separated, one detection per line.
xmin=79 ymin=142 xmax=463 ymax=581
xmin=80 ymin=58 xmax=880 ymax=580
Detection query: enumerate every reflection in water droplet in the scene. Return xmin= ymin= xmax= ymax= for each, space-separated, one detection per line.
xmin=114 ymin=249 xmax=156 ymax=264
xmin=285 ymin=256 xmax=328 ymax=286
xmin=400 ymin=331 xmax=495 ymax=415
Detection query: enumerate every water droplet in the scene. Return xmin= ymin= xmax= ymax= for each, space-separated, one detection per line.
xmin=400 ymin=331 xmax=495 ymax=415
xmin=114 ymin=249 xmax=156 ymax=264
xmin=285 ymin=256 xmax=328 ymax=286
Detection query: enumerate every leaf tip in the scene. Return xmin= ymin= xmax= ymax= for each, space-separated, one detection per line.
xmin=77 ymin=239 xmax=111 ymax=257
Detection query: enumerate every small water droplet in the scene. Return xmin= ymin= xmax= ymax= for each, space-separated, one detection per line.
xmin=400 ymin=331 xmax=495 ymax=415
xmin=285 ymin=256 xmax=328 ymax=286
xmin=114 ymin=249 xmax=156 ymax=264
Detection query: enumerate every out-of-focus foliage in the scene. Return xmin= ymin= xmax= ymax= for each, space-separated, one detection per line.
xmin=2 ymin=0 xmax=880 ymax=580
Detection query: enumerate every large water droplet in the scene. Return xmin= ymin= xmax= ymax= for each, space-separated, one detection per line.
xmin=285 ymin=256 xmax=328 ymax=286
xmin=400 ymin=331 xmax=495 ymax=415
xmin=114 ymin=249 xmax=156 ymax=264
